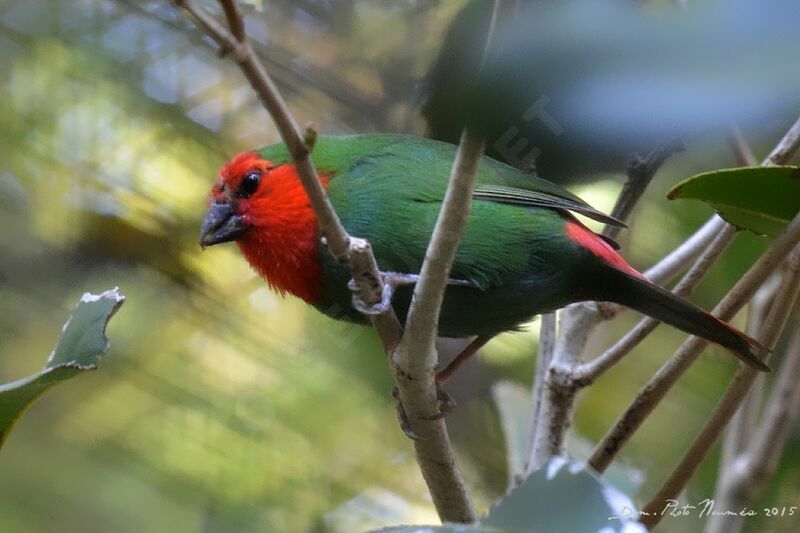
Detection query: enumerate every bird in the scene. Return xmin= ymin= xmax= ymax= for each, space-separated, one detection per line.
xmin=199 ymin=133 xmax=769 ymax=376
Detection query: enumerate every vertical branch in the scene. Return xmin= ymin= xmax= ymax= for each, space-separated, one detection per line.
xmin=524 ymin=142 xmax=682 ymax=472
xmin=392 ymin=1 xmax=517 ymax=520
xmin=391 ymin=128 xmax=485 ymax=523
xmin=740 ymin=329 xmax=800 ymax=489
xmin=525 ymin=312 xmax=557 ymax=469
xmin=171 ymin=0 xmax=522 ymax=523
xmin=527 ymin=303 xmax=607 ymax=471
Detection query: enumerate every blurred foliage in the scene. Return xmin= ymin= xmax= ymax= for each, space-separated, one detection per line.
xmin=0 ymin=1 xmax=798 ymax=532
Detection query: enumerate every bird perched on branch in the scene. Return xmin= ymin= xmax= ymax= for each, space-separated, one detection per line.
xmin=200 ymin=134 xmax=769 ymax=376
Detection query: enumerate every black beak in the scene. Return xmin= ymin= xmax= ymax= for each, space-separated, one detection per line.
xmin=200 ymin=203 xmax=247 ymax=247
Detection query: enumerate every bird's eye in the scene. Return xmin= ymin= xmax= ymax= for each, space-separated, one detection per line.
xmin=239 ymin=171 xmax=261 ymax=197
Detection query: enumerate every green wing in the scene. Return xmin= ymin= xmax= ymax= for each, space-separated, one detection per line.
xmin=472 ymin=184 xmax=624 ymax=227
xmin=279 ymin=134 xmax=623 ymax=227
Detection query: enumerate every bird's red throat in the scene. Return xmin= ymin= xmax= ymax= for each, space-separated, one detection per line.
xmin=236 ymin=161 xmax=329 ymax=303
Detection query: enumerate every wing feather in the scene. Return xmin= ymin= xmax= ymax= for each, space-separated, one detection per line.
xmin=473 ymin=185 xmax=626 ymax=228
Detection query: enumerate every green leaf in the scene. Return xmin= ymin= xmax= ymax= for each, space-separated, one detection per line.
xmin=481 ymin=459 xmax=644 ymax=533
xmin=0 ymin=288 xmax=124 ymax=449
xmin=667 ymin=166 xmax=800 ymax=236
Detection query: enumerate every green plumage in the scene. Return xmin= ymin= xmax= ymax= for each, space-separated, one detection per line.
xmin=250 ymin=134 xmax=766 ymax=370
xmin=258 ymin=134 xmax=613 ymax=336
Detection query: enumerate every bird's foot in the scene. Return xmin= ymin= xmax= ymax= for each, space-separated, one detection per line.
xmin=392 ymin=387 xmax=422 ymax=440
xmin=349 ymin=272 xmax=473 ymax=316
xmin=421 ymin=386 xmax=457 ymax=420
xmin=392 ymin=385 xmax=457 ymax=439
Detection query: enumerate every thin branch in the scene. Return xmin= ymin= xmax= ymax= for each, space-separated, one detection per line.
xmin=743 ymin=328 xmax=800 ymax=488
xmin=576 ymin=224 xmax=736 ymax=383
xmin=391 ymin=0 xmax=518 ymax=517
xmin=523 ymin=141 xmax=682 ymax=471
xmin=588 ymin=115 xmax=800 ymax=474
xmin=528 ymin=303 xmax=617 ymax=471
xmin=173 ymin=0 xmax=480 ymax=522
xmin=714 ymin=270 xmax=781 ymax=492
xmin=707 ymin=327 xmax=800 ymax=533
xmin=603 ymin=139 xmax=684 ymax=240
xmin=764 ymin=115 xmax=800 ymax=165
xmin=726 ymin=125 xmax=758 ymax=167
xmin=525 ymin=312 xmax=557 ymax=471
xmin=641 ymin=246 xmax=800 ymax=529
xmin=591 ymin=213 xmax=800 ymax=475
xmin=219 ymin=0 xmax=245 ymax=41
xmin=644 ymin=215 xmax=728 ymax=285
xmin=391 ymin=128 xmax=484 ymax=523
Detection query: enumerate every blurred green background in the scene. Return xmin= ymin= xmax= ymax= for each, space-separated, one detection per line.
xmin=0 ymin=1 xmax=797 ymax=532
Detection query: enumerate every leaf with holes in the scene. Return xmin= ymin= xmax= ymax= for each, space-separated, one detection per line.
xmin=668 ymin=166 xmax=800 ymax=236
xmin=0 ymin=288 xmax=124 ymax=450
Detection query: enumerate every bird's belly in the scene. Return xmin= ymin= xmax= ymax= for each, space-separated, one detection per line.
xmin=410 ymin=278 xmax=572 ymax=337
xmin=315 ymin=270 xmax=576 ymax=338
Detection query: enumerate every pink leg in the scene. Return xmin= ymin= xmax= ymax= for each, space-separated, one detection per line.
xmin=436 ymin=335 xmax=493 ymax=383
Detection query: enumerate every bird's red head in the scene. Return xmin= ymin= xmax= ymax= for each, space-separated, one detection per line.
xmin=200 ymin=151 xmax=329 ymax=302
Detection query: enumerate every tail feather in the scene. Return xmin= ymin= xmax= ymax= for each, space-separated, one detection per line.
xmin=594 ymin=267 xmax=770 ymax=372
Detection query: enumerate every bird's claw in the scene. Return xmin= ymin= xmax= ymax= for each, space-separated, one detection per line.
xmin=393 ymin=387 xmax=423 ymax=440
xmin=393 ymin=385 xmax=457 ymax=439
xmin=349 ymin=272 xmax=474 ymax=316
xmin=421 ymin=386 xmax=457 ymax=420
xmin=349 ymin=278 xmax=394 ymax=315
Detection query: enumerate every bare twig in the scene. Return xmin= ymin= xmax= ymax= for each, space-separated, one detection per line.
xmin=711 ymin=269 xmax=782 ymax=521
xmin=604 ymin=139 xmax=684 ymax=240
xmin=524 ymin=143 xmax=682 ymax=471
xmin=527 ymin=303 xmax=609 ymax=471
xmin=391 ymin=0 xmax=518 ymax=517
xmin=576 ymin=225 xmax=737 ymax=383
xmin=764 ymin=115 xmax=800 ymax=164
xmin=707 ymin=328 xmax=800 ymax=533
xmin=641 ymin=246 xmax=800 ymax=529
xmin=588 ymin=115 xmax=800 ymax=474
xmin=392 ymin=128 xmax=484 ymax=523
xmin=217 ymin=0 xmax=244 ymax=41
xmin=591 ymin=213 xmax=800 ymax=475
xmin=173 ymin=0 xmax=494 ymax=522
xmin=525 ymin=312 xmax=557 ymax=470
xmin=644 ymin=215 xmax=728 ymax=285
xmin=742 ymin=329 xmax=800 ymax=489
